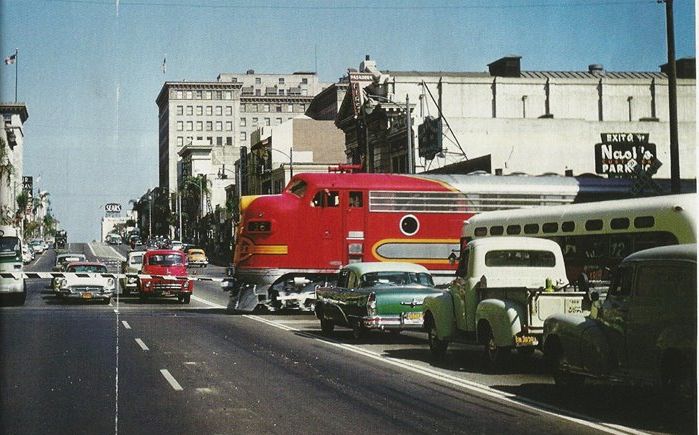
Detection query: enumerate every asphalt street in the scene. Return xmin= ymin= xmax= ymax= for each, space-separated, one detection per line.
xmin=0 ymin=244 xmax=695 ymax=434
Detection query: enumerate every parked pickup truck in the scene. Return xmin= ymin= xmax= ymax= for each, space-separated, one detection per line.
xmin=423 ymin=237 xmax=585 ymax=369
xmin=543 ymin=244 xmax=696 ymax=399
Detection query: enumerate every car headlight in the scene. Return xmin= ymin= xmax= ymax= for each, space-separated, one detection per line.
xmin=106 ymin=278 xmax=115 ymax=289
xmin=58 ymin=278 xmax=67 ymax=289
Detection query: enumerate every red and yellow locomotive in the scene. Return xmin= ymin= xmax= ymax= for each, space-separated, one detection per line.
xmin=226 ymin=171 xmax=622 ymax=312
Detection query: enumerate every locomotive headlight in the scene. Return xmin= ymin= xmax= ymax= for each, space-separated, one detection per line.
xmin=247 ymin=221 xmax=272 ymax=233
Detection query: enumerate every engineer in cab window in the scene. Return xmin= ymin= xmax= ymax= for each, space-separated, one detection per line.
xmin=349 ymin=191 xmax=363 ymax=208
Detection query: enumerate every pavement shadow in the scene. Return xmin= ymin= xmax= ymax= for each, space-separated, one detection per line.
xmin=496 ymin=382 xmax=697 ymax=434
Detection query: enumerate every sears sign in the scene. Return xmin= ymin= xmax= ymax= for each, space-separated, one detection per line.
xmin=105 ymin=203 xmax=122 ymax=213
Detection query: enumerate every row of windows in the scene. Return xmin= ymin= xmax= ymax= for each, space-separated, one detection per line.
xmin=172 ymin=90 xmax=234 ymax=100
xmin=233 ymin=77 xmax=308 ymax=85
xmin=472 ymin=216 xmax=656 ymax=237
xmin=176 ymin=121 xmax=234 ymax=132
xmin=176 ymin=105 xmax=233 ymax=116
xmin=240 ymin=103 xmax=305 ymax=113
xmin=176 ymin=136 xmax=235 ymax=147
xmin=241 ymin=117 xmax=292 ymax=127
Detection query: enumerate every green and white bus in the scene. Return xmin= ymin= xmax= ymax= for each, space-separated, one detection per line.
xmin=460 ymin=194 xmax=697 ymax=287
xmin=0 ymin=225 xmax=26 ymax=305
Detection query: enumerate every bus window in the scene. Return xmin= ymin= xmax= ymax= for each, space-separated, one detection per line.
xmin=524 ymin=223 xmax=539 ymax=234
xmin=490 ymin=226 xmax=504 ymax=236
xmin=585 ymin=219 xmax=603 ymax=231
xmin=506 ymin=225 xmax=521 ymax=235
xmin=349 ymin=191 xmax=363 ymax=207
xmin=542 ymin=222 xmax=558 ymax=233
xmin=610 ymin=217 xmax=630 ymax=230
xmin=474 ymin=227 xmax=487 ymax=237
xmin=634 ymin=216 xmax=654 ymax=229
xmin=561 ymin=221 xmax=575 ymax=232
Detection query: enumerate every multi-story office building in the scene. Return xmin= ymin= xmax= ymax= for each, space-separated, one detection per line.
xmin=0 ymin=103 xmax=29 ymax=224
xmin=156 ymin=71 xmax=326 ymax=194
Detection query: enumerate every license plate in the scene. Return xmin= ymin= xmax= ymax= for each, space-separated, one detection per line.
xmin=565 ymin=298 xmax=582 ymax=314
xmin=402 ymin=311 xmax=423 ymax=325
xmin=81 ymin=292 xmax=93 ymax=299
xmin=515 ymin=335 xmax=537 ymax=346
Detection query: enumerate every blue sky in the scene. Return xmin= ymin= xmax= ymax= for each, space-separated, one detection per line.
xmin=0 ymin=0 xmax=695 ymax=242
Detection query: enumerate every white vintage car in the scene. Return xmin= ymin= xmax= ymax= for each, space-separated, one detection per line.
xmin=55 ymin=262 xmax=115 ymax=304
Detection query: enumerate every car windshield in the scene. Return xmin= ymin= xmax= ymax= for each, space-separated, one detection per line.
xmin=359 ymin=271 xmax=434 ymax=287
xmin=0 ymin=237 xmax=21 ymax=257
xmin=68 ymin=265 xmax=108 ymax=273
xmin=58 ymin=255 xmax=85 ymax=265
xmin=189 ymin=249 xmax=204 ymax=255
xmin=129 ymin=254 xmax=143 ymax=265
xmin=148 ymin=254 xmax=184 ymax=266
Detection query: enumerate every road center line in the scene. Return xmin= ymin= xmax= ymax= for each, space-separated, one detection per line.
xmin=241 ymin=315 xmax=643 ymax=435
xmin=122 ymin=321 xmax=131 ymax=329
xmin=190 ymin=295 xmax=226 ymax=308
xmin=160 ymin=369 xmax=184 ymax=391
xmin=134 ymin=338 xmax=149 ymax=351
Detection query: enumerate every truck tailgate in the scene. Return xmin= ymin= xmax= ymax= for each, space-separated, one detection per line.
xmin=530 ymin=292 xmax=585 ymax=327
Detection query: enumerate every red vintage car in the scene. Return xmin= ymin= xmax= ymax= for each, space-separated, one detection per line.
xmin=138 ymin=249 xmax=192 ymax=304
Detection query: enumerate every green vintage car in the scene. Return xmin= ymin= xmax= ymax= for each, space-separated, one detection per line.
xmin=315 ymin=262 xmax=444 ymax=339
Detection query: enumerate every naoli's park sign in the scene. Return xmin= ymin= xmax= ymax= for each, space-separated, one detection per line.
xmin=594 ymin=133 xmax=657 ymax=177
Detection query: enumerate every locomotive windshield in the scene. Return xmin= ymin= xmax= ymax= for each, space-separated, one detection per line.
xmin=287 ymin=180 xmax=307 ymax=198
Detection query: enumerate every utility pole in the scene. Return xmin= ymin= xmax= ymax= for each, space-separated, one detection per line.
xmin=661 ymin=0 xmax=681 ymax=193
xmin=406 ymin=95 xmax=413 ymax=174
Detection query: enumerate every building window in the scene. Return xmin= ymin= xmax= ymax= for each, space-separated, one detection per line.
xmin=176 ymin=90 xmax=183 ymax=99
xmin=264 ymin=118 xmax=271 ymax=126
xmin=300 ymin=104 xmax=306 ymax=111
xmin=301 ymin=78 xmax=308 ymax=85
xmin=196 ymin=106 xmax=203 ymax=115
xmin=196 ymin=121 xmax=203 ymax=131
xmin=250 ymin=104 xmax=258 ymax=112
xmin=240 ymin=132 xmax=247 ymax=142
xmin=255 ymin=78 xmax=261 ymax=85
xmin=205 ymin=91 xmax=211 ymax=99
xmin=186 ymin=136 xmax=193 ymax=144
xmin=215 ymin=91 xmax=222 ymax=99
xmin=240 ymin=103 xmax=246 ymax=112
xmin=196 ymin=136 xmax=202 ymax=140
xmin=206 ymin=121 xmax=213 ymax=131
xmin=186 ymin=121 xmax=193 ymax=131
xmin=186 ymin=91 xmax=192 ymax=99
xmin=224 ymin=91 xmax=232 ymax=99
xmin=225 ymin=106 xmax=232 ymax=116
xmin=206 ymin=106 xmax=212 ymax=116
xmin=240 ymin=118 xmax=246 ymax=127
xmin=177 ymin=121 xmax=183 ymax=131
xmin=177 ymin=137 xmax=183 ymax=146
xmin=226 ymin=121 xmax=233 ymax=131
xmin=215 ymin=106 xmax=222 ymax=116
xmin=278 ymin=89 xmax=285 ymax=96
xmin=186 ymin=106 xmax=193 ymax=116
xmin=279 ymin=77 xmax=285 ymax=85
xmin=263 ymin=104 xmax=270 ymax=112
xmin=226 ymin=137 xmax=233 ymax=146
xmin=176 ymin=105 xmax=183 ymax=115
xmin=287 ymin=104 xmax=294 ymax=112
xmin=276 ymin=118 xmax=282 ymax=125
xmin=255 ymin=89 xmax=261 ymax=96
xmin=275 ymin=105 xmax=282 ymax=112
xmin=195 ymin=90 xmax=202 ymax=99
xmin=252 ymin=117 xmax=258 ymax=126
xmin=215 ymin=121 xmax=222 ymax=131
xmin=216 ymin=137 xmax=223 ymax=146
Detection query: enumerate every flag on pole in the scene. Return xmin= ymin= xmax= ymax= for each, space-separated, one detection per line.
xmin=161 ymin=56 xmax=167 ymax=75
xmin=4 ymin=53 xmax=16 ymax=65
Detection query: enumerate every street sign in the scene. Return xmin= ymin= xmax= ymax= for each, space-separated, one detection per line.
xmin=105 ymin=203 xmax=122 ymax=213
xmin=22 ymin=176 xmax=32 ymax=196
xmin=594 ymin=132 xmax=656 ymax=177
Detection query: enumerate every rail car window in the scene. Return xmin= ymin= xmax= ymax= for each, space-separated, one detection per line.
xmin=311 ymin=190 xmax=340 ymax=207
xmin=634 ymin=216 xmax=655 ymax=229
xmin=585 ymin=219 xmax=603 ymax=231
xmin=542 ymin=222 xmax=558 ymax=233
xmin=610 ymin=217 xmax=630 ymax=230
xmin=524 ymin=224 xmax=539 ymax=234
xmin=561 ymin=221 xmax=575 ymax=232
xmin=349 ymin=191 xmax=363 ymax=208
xmin=288 ymin=180 xmax=307 ymax=198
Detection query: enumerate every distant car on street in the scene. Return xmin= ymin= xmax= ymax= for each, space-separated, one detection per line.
xmin=120 ymin=250 xmax=145 ymax=295
xmin=30 ymin=239 xmax=46 ymax=254
xmin=170 ymin=240 xmax=184 ymax=251
xmin=55 ymin=262 xmax=115 ymax=304
xmin=138 ymin=249 xmax=192 ymax=303
xmin=186 ymin=248 xmax=208 ymax=268
xmin=53 ymin=253 xmax=88 ymax=291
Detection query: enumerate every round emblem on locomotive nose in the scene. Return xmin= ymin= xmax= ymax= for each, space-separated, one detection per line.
xmin=400 ymin=214 xmax=420 ymax=236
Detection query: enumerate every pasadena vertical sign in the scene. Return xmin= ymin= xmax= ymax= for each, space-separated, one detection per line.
xmin=594 ymin=133 xmax=656 ymax=176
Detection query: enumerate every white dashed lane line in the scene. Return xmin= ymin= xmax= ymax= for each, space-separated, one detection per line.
xmin=122 ymin=321 xmax=131 ymax=329
xmin=135 ymin=338 xmax=149 ymax=351
xmin=160 ymin=369 xmax=184 ymax=391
